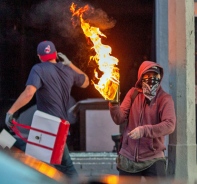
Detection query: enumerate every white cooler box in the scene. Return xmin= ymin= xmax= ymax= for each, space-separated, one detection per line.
xmin=12 ymin=110 xmax=70 ymax=164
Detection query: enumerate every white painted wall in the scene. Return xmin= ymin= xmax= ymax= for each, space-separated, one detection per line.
xmin=85 ymin=110 xmax=119 ymax=152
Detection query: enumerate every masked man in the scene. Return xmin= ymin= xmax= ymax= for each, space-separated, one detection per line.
xmin=109 ymin=61 xmax=176 ymax=182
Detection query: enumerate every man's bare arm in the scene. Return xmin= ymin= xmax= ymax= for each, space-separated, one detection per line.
xmin=57 ymin=52 xmax=89 ymax=88
xmin=69 ymin=62 xmax=89 ymax=88
xmin=8 ymin=85 xmax=37 ymax=114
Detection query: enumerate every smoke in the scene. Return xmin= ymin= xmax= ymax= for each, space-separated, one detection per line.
xmin=71 ymin=3 xmax=116 ymax=31
xmin=28 ymin=0 xmax=116 ymax=39
xmin=27 ymin=0 xmax=116 ymax=72
xmin=28 ymin=0 xmax=77 ymax=38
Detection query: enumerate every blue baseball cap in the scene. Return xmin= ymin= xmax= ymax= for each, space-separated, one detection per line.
xmin=37 ymin=41 xmax=57 ymax=62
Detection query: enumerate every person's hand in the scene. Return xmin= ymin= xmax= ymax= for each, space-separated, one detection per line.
xmin=58 ymin=52 xmax=71 ymax=66
xmin=5 ymin=113 xmax=14 ymax=129
xmin=109 ymin=88 xmax=120 ymax=106
xmin=109 ymin=100 xmax=119 ymax=106
xmin=127 ymin=127 xmax=143 ymax=139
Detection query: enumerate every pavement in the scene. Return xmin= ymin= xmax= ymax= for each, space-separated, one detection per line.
xmin=70 ymin=152 xmax=119 ymax=177
xmin=3 ymin=149 xmax=196 ymax=184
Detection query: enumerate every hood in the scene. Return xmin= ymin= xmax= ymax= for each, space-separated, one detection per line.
xmin=135 ymin=61 xmax=164 ymax=88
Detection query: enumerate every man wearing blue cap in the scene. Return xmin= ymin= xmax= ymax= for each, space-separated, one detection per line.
xmin=5 ymin=40 xmax=89 ymax=178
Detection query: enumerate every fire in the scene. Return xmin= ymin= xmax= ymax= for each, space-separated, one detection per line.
xmin=70 ymin=3 xmax=120 ymax=101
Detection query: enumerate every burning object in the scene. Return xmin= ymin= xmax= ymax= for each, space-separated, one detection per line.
xmin=70 ymin=3 xmax=120 ymax=101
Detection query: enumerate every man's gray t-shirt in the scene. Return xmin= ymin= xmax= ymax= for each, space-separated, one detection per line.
xmin=26 ymin=62 xmax=85 ymax=120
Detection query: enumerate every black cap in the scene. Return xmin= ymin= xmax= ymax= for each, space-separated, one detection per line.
xmin=144 ymin=66 xmax=160 ymax=74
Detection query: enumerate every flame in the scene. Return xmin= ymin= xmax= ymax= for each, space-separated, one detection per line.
xmin=11 ymin=147 xmax=67 ymax=182
xmin=70 ymin=3 xmax=119 ymax=100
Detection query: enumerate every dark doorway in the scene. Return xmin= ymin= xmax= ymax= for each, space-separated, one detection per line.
xmin=0 ymin=0 xmax=155 ymax=150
